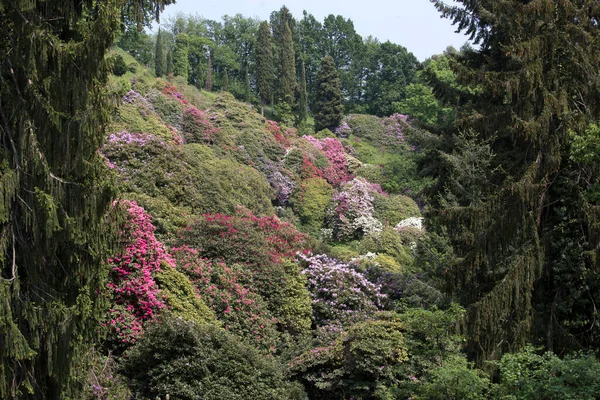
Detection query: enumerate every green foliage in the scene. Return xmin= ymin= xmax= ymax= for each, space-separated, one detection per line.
xmin=121 ymin=317 xmax=302 ymax=400
xmin=256 ymin=21 xmax=274 ymax=111
xmin=272 ymin=260 xmax=313 ymax=335
xmin=148 ymin=90 xmax=185 ymax=127
xmin=494 ymin=346 xmax=600 ymax=400
xmin=314 ymin=56 xmax=344 ymax=131
xmin=154 ymin=29 xmax=166 ymax=77
xmin=173 ymin=33 xmax=190 ymax=80
xmin=416 ymin=355 xmax=490 ymax=400
xmin=111 ymin=54 xmax=128 ymax=76
xmin=290 ymin=177 xmax=334 ymax=232
xmin=110 ymin=102 xmax=175 ymax=140
xmin=154 ymin=262 xmax=216 ymax=325
xmin=373 ymin=193 xmax=421 ymax=226
xmin=358 ymin=227 xmax=414 ymax=267
xmin=290 ymin=313 xmax=407 ymax=399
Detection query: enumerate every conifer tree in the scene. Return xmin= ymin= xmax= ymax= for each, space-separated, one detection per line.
xmin=279 ymin=21 xmax=297 ymax=106
xmin=223 ymin=68 xmax=230 ymax=91
xmin=256 ymin=21 xmax=274 ymax=116
xmin=155 ymin=28 xmax=166 ymax=77
xmin=0 ymin=0 xmax=171 ymax=398
xmin=166 ymin=48 xmax=174 ymax=75
xmin=314 ymin=55 xmax=343 ymax=131
xmin=173 ymin=33 xmax=190 ymax=81
xmin=297 ymin=60 xmax=308 ymax=123
xmin=427 ymin=0 xmax=600 ymax=363
xmin=205 ymin=53 xmax=213 ymax=92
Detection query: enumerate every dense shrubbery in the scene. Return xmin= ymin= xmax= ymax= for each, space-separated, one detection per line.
xmin=290 ymin=177 xmax=333 ymax=232
xmin=121 ymin=316 xmax=304 ymax=400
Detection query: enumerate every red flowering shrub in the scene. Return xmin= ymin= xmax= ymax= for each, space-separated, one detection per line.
xmin=171 ymin=246 xmax=279 ymax=352
xmin=105 ymin=201 xmax=170 ymax=352
xmin=162 ymin=82 xmax=189 ymax=105
xmin=266 ymin=120 xmax=291 ymax=148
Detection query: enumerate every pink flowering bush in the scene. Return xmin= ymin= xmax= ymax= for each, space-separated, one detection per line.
xmin=298 ymin=254 xmax=385 ymax=327
xmin=329 ymin=177 xmax=384 ymax=241
xmin=171 ymin=246 xmax=279 ymax=352
xmin=105 ymin=201 xmax=169 ymax=352
xmin=181 ymin=106 xmax=219 ymax=144
xmin=266 ymin=120 xmax=291 ymax=148
xmin=382 ymin=113 xmax=409 ymax=144
xmin=303 ymin=136 xmax=352 ymax=186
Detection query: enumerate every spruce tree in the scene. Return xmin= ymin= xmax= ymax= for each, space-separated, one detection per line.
xmin=256 ymin=21 xmax=274 ymax=116
xmin=427 ymin=0 xmax=600 ymax=363
xmin=314 ymin=55 xmax=343 ymax=131
xmin=155 ymin=28 xmax=166 ymax=77
xmin=0 ymin=0 xmax=171 ymax=398
xmin=173 ymin=33 xmax=190 ymax=81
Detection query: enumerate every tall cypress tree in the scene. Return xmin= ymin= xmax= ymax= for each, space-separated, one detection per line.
xmin=279 ymin=21 xmax=297 ymax=106
xmin=166 ymin=48 xmax=174 ymax=75
xmin=314 ymin=55 xmax=343 ymax=131
xmin=427 ymin=0 xmax=600 ymax=363
xmin=0 ymin=0 xmax=171 ymax=398
xmin=256 ymin=21 xmax=274 ymax=116
xmin=297 ymin=60 xmax=308 ymax=123
xmin=154 ymin=28 xmax=166 ymax=77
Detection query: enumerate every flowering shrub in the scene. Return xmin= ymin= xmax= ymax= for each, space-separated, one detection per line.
xmin=298 ymin=254 xmax=385 ymax=327
xmin=105 ymin=201 xmax=169 ymax=351
xmin=265 ymin=164 xmax=296 ymax=206
xmin=162 ymin=82 xmax=189 ymax=105
xmin=106 ymin=130 xmax=166 ymax=147
xmin=382 ymin=113 xmax=409 ymax=144
xmin=334 ymin=121 xmax=352 ymax=138
xmin=303 ymin=136 xmax=352 ymax=186
xmin=266 ymin=120 xmax=291 ymax=148
xmin=182 ymin=106 xmax=219 ymax=144
xmin=172 ymin=246 xmax=279 ymax=351
xmin=329 ymin=177 xmax=384 ymax=241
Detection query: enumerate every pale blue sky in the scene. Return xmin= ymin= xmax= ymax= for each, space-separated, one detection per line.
xmin=153 ymin=0 xmax=471 ymax=61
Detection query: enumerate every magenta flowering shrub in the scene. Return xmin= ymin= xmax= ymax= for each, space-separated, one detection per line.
xmin=303 ymin=136 xmax=352 ymax=186
xmin=171 ymin=246 xmax=279 ymax=352
xmin=181 ymin=106 xmax=219 ymax=144
xmin=266 ymin=119 xmax=291 ymax=148
xmin=105 ymin=200 xmax=169 ymax=351
xmin=329 ymin=177 xmax=384 ymax=241
xmin=298 ymin=254 xmax=385 ymax=327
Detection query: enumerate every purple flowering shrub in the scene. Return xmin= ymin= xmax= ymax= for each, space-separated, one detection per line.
xmin=265 ymin=164 xmax=296 ymax=206
xmin=298 ymin=254 xmax=385 ymax=327
xmin=334 ymin=121 xmax=352 ymax=138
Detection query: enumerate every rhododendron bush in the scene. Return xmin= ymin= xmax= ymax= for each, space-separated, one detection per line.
xmin=105 ymin=201 xmax=169 ymax=351
xmin=303 ymin=135 xmax=352 ymax=186
xmin=298 ymin=254 xmax=385 ymax=327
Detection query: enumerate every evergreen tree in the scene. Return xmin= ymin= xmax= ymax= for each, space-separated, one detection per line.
xmin=314 ymin=55 xmax=343 ymax=131
xmin=205 ymin=53 xmax=213 ymax=91
xmin=279 ymin=21 xmax=297 ymax=106
xmin=166 ymin=48 xmax=174 ymax=75
xmin=154 ymin=28 xmax=166 ymax=77
xmin=427 ymin=0 xmax=600 ymax=364
xmin=173 ymin=33 xmax=190 ymax=81
xmin=0 ymin=0 xmax=171 ymax=398
xmin=256 ymin=21 xmax=274 ymax=116
xmin=223 ymin=68 xmax=230 ymax=91
xmin=297 ymin=60 xmax=308 ymax=123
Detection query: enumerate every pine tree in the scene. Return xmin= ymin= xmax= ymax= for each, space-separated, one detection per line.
xmin=314 ymin=56 xmax=343 ymax=131
xmin=173 ymin=33 xmax=190 ymax=81
xmin=0 ymin=0 xmax=171 ymax=398
xmin=205 ymin=53 xmax=213 ymax=92
xmin=297 ymin=60 xmax=309 ymax=123
xmin=279 ymin=21 xmax=297 ymax=106
xmin=427 ymin=0 xmax=600 ymax=364
xmin=256 ymin=21 xmax=274 ymax=116
xmin=154 ymin=28 xmax=166 ymax=77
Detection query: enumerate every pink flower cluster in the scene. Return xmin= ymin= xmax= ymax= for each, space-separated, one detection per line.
xmin=162 ymin=82 xmax=189 ymax=105
xmin=182 ymin=107 xmax=219 ymax=144
xmin=107 ymin=130 xmax=165 ymax=147
xmin=303 ymin=136 xmax=352 ymax=186
xmin=382 ymin=113 xmax=409 ymax=143
xmin=330 ymin=178 xmax=383 ymax=240
xmin=105 ymin=200 xmax=170 ymax=349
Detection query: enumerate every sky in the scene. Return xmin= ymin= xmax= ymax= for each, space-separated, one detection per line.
xmin=153 ymin=0 xmax=472 ymax=61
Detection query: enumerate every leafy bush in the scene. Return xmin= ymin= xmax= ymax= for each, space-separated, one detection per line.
xmin=289 ymin=313 xmax=407 ymax=399
xmin=121 ymin=316 xmax=303 ymax=400
xmin=290 ymin=177 xmax=333 ymax=232
xmin=345 ymin=114 xmax=385 ymax=143
xmin=373 ymin=193 xmax=421 ymax=226
xmin=111 ymin=54 xmax=127 ymax=76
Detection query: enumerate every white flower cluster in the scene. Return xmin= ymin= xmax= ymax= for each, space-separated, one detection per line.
xmin=394 ymin=217 xmax=424 ymax=231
